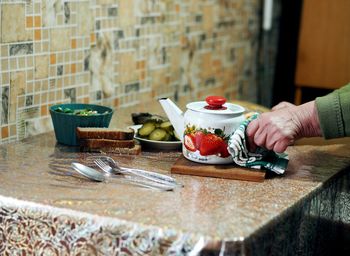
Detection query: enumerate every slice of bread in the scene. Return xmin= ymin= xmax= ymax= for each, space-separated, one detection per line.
xmin=80 ymin=143 xmax=141 ymax=155
xmin=79 ymin=138 xmax=135 ymax=149
xmin=76 ymin=127 xmax=134 ymax=140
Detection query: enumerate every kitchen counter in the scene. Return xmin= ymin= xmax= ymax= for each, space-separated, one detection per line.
xmin=1 ymin=105 xmax=350 ymax=255
xmin=1 ymin=134 xmax=350 ymax=255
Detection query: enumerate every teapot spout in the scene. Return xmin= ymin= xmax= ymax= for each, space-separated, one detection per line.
xmin=158 ymin=98 xmax=184 ymax=142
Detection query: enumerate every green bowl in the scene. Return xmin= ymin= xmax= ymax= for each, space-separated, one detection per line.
xmin=49 ymin=103 xmax=114 ymax=146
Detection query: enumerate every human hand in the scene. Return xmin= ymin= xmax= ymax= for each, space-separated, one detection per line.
xmin=246 ymin=101 xmax=322 ymax=153
xmin=271 ymin=101 xmax=295 ymax=111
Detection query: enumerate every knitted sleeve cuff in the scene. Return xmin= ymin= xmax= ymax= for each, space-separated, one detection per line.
xmin=315 ymin=92 xmax=344 ymax=139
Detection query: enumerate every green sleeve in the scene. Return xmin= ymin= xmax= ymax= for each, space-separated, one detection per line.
xmin=315 ymin=83 xmax=350 ymax=139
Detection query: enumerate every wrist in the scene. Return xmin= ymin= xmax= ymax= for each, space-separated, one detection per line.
xmin=294 ymin=101 xmax=322 ymax=138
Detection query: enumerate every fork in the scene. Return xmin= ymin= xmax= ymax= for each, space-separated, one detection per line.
xmin=94 ymin=159 xmax=176 ymax=191
xmin=99 ymin=156 xmax=182 ymax=187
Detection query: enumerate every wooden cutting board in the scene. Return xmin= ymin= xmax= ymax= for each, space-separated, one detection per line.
xmin=171 ymin=156 xmax=266 ymax=182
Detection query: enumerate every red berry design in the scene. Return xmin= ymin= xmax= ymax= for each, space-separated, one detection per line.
xmin=199 ymin=134 xmax=224 ymax=156
xmin=219 ymin=141 xmax=230 ymax=158
xmin=194 ymin=131 xmax=205 ymax=150
xmin=184 ymin=134 xmax=196 ymax=152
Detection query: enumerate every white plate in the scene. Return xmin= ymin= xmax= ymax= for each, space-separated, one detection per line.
xmin=129 ymin=125 xmax=182 ymax=150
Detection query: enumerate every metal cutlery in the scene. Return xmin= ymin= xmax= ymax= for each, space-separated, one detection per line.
xmin=96 ymin=156 xmax=182 ymax=187
xmin=71 ymin=162 xmax=106 ymax=182
xmin=94 ymin=159 xmax=176 ymax=190
xmin=71 ymin=162 xmax=174 ymax=191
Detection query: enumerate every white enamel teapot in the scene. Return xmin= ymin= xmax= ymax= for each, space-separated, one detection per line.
xmin=159 ymin=96 xmax=245 ymax=164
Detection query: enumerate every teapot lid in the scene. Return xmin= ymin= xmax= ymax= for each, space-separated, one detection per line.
xmin=186 ymin=96 xmax=245 ymax=115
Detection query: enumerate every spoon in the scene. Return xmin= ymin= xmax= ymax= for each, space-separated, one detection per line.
xmin=71 ymin=162 xmax=106 ymax=182
xmin=72 ymin=162 xmax=173 ymax=191
xmin=97 ymin=156 xmax=182 ymax=187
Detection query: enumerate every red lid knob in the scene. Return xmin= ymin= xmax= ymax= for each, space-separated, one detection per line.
xmin=205 ymin=96 xmax=227 ymax=110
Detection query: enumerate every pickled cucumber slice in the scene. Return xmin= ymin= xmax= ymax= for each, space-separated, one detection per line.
xmin=162 ymin=132 xmax=172 ymax=141
xmin=160 ymin=121 xmax=173 ymax=131
xmin=149 ymin=128 xmax=167 ymax=141
xmin=138 ymin=122 xmax=156 ymax=137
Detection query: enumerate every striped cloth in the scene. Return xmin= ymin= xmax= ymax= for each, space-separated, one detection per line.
xmin=228 ymin=113 xmax=289 ymax=174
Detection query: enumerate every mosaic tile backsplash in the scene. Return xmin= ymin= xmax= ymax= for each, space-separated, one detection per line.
xmin=0 ymin=0 xmax=261 ymax=144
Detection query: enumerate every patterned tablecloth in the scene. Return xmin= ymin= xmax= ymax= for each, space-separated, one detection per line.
xmin=0 ymin=119 xmax=350 ymax=255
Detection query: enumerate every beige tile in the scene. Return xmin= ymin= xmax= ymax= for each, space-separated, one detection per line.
xmin=57 ymin=14 xmax=63 ymax=25
xmin=170 ymin=47 xmax=181 ymax=73
xmin=18 ymin=95 xmax=25 ymax=108
xmin=77 ymin=3 xmax=92 ymax=36
xmin=41 ymin=92 xmax=48 ymax=103
xmin=64 ymin=77 xmax=69 ymax=86
xmin=77 ymin=39 xmax=83 ymax=49
xmin=1 ymin=4 xmax=33 ymax=43
xmin=27 ymin=82 xmax=34 ymax=93
xmin=42 ymin=42 xmax=49 ymax=52
xmin=9 ymin=72 xmax=26 ymax=122
xmin=42 ymin=29 xmax=49 ymax=40
xmin=84 ymin=38 xmax=89 ymax=47
xmin=118 ymin=51 xmax=137 ymax=83
xmin=34 ymin=82 xmax=41 ymax=92
xmin=70 ymin=1 xmax=77 ymax=11
xmin=19 ymin=57 xmax=26 ymax=69
xmin=77 ymin=86 xmax=82 ymax=96
xmin=64 ymin=65 xmax=69 ymax=74
xmin=1 ymin=46 xmax=9 ymax=57
xmin=49 ymin=91 xmax=55 ymax=101
xmin=34 ymin=43 xmax=41 ymax=53
xmin=26 ymin=57 xmax=34 ymax=67
xmin=49 ymin=79 xmax=55 ymax=88
xmin=200 ymin=52 xmax=214 ymax=78
xmin=97 ymin=0 xmax=115 ymax=5
xmin=42 ymin=80 xmax=48 ymax=90
xmin=2 ymin=72 xmax=9 ymax=84
xmin=203 ymin=5 xmax=214 ymax=32
xmin=64 ymin=52 xmax=70 ymax=62
xmin=50 ymin=28 xmax=71 ymax=51
xmin=49 ymin=67 xmax=56 ymax=77
xmin=57 ymin=53 xmax=63 ymax=63
xmin=27 ymin=69 xmax=34 ymax=81
xmin=56 ymin=90 xmax=63 ymax=100
xmin=9 ymin=125 xmax=17 ymax=137
xmin=83 ymin=74 xmax=89 ymax=83
xmin=34 ymin=94 xmax=40 ymax=105
xmin=83 ymin=85 xmax=89 ymax=94
xmin=57 ymin=78 xmax=62 ymax=88
xmin=1 ymin=60 xmax=8 ymax=71
xmin=75 ymin=63 xmax=82 ymax=73
xmin=71 ymin=13 xmax=77 ymax=24
xmin=34 ymin=3 xmax=41 ymax=15
xmin=119 ymin=0 xmax=135 ymax=27
xmin=10 ymin=59 xmax=17 ymax=70
xmin=35 ymin=55 xmax=49 ymax=79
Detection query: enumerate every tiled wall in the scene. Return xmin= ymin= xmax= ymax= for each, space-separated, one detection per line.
xmin=0 ymin=0 xmax=261 ymax=144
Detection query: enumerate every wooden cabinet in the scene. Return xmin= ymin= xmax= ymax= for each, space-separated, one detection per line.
xmin=294 ymin=0 xmax=350 ymax=104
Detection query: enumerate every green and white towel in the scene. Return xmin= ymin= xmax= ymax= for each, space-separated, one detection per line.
xmin=228 ymin=113 xmax=289 ymax=174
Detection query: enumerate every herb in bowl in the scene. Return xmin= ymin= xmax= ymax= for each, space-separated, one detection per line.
xmin=54 ymin=107 xmax=107 ymax=116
